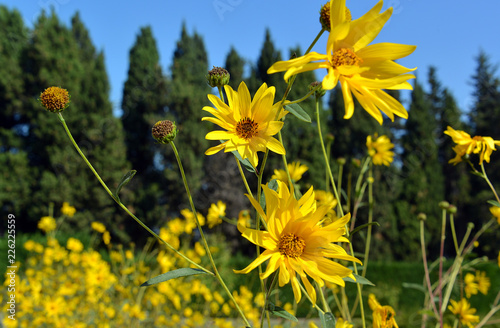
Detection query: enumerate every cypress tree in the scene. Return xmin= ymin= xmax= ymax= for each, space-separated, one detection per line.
xmin=0 ymin=6 xmax=32 ymax=217
xmin=396 ymin=77 xmax=444 ymax=259
xmin=121 ymin=26 xmax=168 ymax=227
xmin=224 ymin=46 xmax=245 ymax=89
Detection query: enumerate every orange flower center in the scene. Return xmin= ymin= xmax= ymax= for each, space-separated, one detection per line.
xmin=236 ymin=117 xmax=259 ymax=140
xmin=331 ymin=48 xmax=362 ymax=68
xmin=278 ymin=233 xmax=306 ymax=258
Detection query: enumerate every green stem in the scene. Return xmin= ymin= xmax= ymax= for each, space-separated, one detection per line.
xmin=438 ymin=208 xmax=447 ymax=327
xmin=314 ymin=97 xmax=365 ymax=328
xmin=318 ymin=282 xmax=332 ymax=314
xmin=235 ymin=157 xmax=254 ymax=199
xmin=285 ymin=84 xmax=321 ymax=105
xmin=419 ymin=219 xmax=440 ymax=320
xmin=57 ymin=113 xmax=210 ymax=274
xmin=449 ymin=213 xmax=460 ymax=255
xmin=481 ymin=163 xmax=500 ymax=203
xmin=170 ymin=142 xmax=251 ymax=327
xmin=260 ymin=273 xmax=279 ymax=328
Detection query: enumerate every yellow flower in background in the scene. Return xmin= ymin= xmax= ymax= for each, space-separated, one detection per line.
xmin=268 ymin=0 xmax=416 ymax=124
xmin=61 ymin=202 xmax=76 ymax=217
xmin=202 ymin=81 xmax=286 ymax=168
xmin=91 ymin=221 xmax=106 ymax=233
xmin=464 ymin=273 xmax=478 ymax=298
xmin=336 ymin=317 xmax=353 ymax=328
xmin=181 ymin=209 xmax=206 ymax=234
xmin=38 ymin=216 xmax=56 ymax=233
xmin=237 ymin=209 xmax=252 ymax=228
xmin=234 ymin=181 xmax=361 ymax=304
xmin=448 ymin=298 xmax=480 ymax=328
xmin=444 ymin=126 xmax=500 ymax=165
xmin=315 ymin=190 xmax=338 ymax=225
xmin=490 ymin=206 xmax=500 ymax=224
xmin=367 ymin=134 xmax=395 ymax=166
xmin=272 ymin=161 xmax=309 ymax=183
xmin=368 ymin=294 xmax=399 ymax=328
xmin=103 ymin=231 xmax=111 ymax=245
xmin=475 ymin=271 xmax=490 ymax=295
xmin=207 ymin=201 xmax=226 ymax=228
xmin=66 ymin=238 xmax=84 ymax=253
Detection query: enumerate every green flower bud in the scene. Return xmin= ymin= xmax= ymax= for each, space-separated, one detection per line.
xmin=39 ymin=86 xmax=71 ymax=113
xmin=447 ymin=205 xmax=457 ymax=214
xmin=418 ymin=213 xmax=427 ymax=221
xmin=336 ymin=157 xmax=346 ymax=165
xmin=438 ymin=201 xmax=450 ymax=210
xmin=152 ymin=120 xmax=177 ymax=144
xmin=206 ymin=66 xmax=230 ymax=88
xmin=309 ymin=81 xmax=326 ymax=98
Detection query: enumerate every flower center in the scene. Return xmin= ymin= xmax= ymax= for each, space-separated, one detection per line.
xmin=278 ymin=233 xmax=306 ymax=258
xmin=236 ymin=117 xmax=259 ymax=140
xmin=330 ymin=48 xmax=362 ymax=68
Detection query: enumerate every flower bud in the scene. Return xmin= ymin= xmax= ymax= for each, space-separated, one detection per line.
xmin=206 ymin=66 xmax=230 ymax=88
xmin=352 ymin=158 xmax=361 ymax=168
xmin=447 ymin=205 xmax=457 ymax=214
xmin=39 ymin=86 xmax=70 ymax=113
xmin=336 ymin=157 xmax=346 ymax=165
xmin=438 ymin=201 xmax=450 ymax=210
xmin=152 ymin=120 xmax=177 ymax=144
xmin=367 ymin=177 xmax=374 ymax=184
xmin=309 ymin=81 xmax=326 ymax=98
xmin=417 ymin=213 xmax=427 ymax=221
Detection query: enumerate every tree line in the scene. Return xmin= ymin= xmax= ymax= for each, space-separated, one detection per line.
xmin=1 ymin=7 xmax=499 ymax=260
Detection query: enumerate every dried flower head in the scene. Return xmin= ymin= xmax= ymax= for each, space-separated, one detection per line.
xmin=206 ymin=66 xmax=230 ymax=88
xmin=152 ymin=120 xmax=178 ymax=144
xmin=39 ymin=86 xmax=70 ymax=113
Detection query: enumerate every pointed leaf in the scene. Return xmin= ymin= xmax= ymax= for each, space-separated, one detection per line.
xmin=343 ymin=274 xmax=375 ymax=286
xmin=487 ymin=200 xmax=500 ymax=208
xmin=114 ymin=170 xmax=137 ymax=202
xmin=402 ymin=282 xmax=426 ymax=294
xmin=267 ymin=303 xmax=298 ymax=322
xmin=349 ymin=222 xmax=380 ymax=239
xmin=141 ymin=268 xmax=208 ymax=287
xmin=284 ymin=103 xmax=311 ymax=123
xmin=220 ymin=140 xmax=257 ymax=174
xmin=318 ymin=311 xmax=336 ymax=328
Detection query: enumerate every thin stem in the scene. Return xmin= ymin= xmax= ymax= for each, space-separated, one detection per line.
xmin=476 ymin=290 xmax=500 ymax=328
xmin=419 ymin=219 xmax=440 ymax=320
xmin=170 ymin=142 xmax=251 ymax=327
xmin=438 ymin=208 xmax=447 ymax=327
xmin=318 ymin=282 xmax=332 ymax=314
xmin=481 ymin=163 xmax=500 ymax=203
xmin=285 ymin=84 xmax=321 ymax=105
xmin=260 ymin=273 xmax=279 ymax=328
xmin=235 ymin=157 xmax=254 ymax=199
xmin=57 ymin=113 xmax=210 ymax=274
xmin=449 ymin=214 xmax=460 ymax=255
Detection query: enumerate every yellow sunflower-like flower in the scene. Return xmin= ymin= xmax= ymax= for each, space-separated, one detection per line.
xmin=207 ymin=201 xmax=226 ymax=228
xmin=448 ymin=298 xmax=480 ymax=328
xmin=61 ymin=202 xmax=76 ymax=217
xmin=490 ymin=206 xmax=500 ymax=224
xmin=272 ymin=161 xmax=309 ymax=183
xmin=464 ymin=273 xmax=478 ymax=298
xmin=91 ymin=221 xmax=106 ymax=234
xmin=444 ymin=126 xmax=500 ymax=165
xmin=366 ymin=134 xmax=394 ymax=166
xmin=234 ymin=181 xmax=361 ymax=304
xmin=202 ymin=81 xmax=286 ymax=168
xmin=368 ymin=294 xmax=399 ymax=328
xmin=268 ymin=0 xmax=416 ymax=124
xmin=475 ymin=271 xmax=490 ymax=295
xmin=38 ymin=216 xmax=57 ymax=233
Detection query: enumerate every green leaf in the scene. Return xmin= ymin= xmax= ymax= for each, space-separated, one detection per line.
xmin=318 ymin=311 xmax=336 ymax=328
xmin=220 ymin=140 xmax=256 ymax=174
xmin=141 ymin=268 xmax=208 ymax=287
xmin=267 ymin=303 xmax=298 ymax=322
xmin=284 ymin=103 xmax=311 ymax=123
xmin=114 ymin=170 xmax=137 ymax=202
xmin=343 ymin=274 xmax=375 ymax=286
xmin=402 ymin=282 xmax=426 ymax=294
xmin=349 ymin=222 xmax=380 ymax=239
xmin=487 ymin=200 xmax=500 ymax=207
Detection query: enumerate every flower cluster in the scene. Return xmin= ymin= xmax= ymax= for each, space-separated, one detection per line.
xmin=444 ymin=126 xmax=500 ymax=165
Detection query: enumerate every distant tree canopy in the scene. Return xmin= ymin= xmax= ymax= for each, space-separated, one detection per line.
xmin=1 ymin=6 xmax=499 ymax=260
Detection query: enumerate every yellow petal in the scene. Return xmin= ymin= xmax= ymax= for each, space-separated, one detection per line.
xmin=205 ymin=143 xmax=226 ymax=155
xmin=234 ymin=249 xmax=274 ymax=274
xmin=340 ymin=79 xmax=355 ymax=119
xmin=266 ymin=137 xmax=286 ymax=155
xmin=205 ymin=130 xmax=234 ymax=140
xmin=356 ymin=43 xmax=416 ymax=61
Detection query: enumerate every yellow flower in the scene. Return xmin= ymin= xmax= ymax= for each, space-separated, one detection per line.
xmin=448 ymin=298 xmax=480 ymax=328
xmin=181 ymin=209 xmax=205 ymax=234
xmin=237 ymin=209 xmax=251 ymax=228
xmin=234 ymin=181 xmax=361 ymax=304
xmin=367 ymin=134 xmax=394 ymax=166
xmin=66 ymin=238 xmax=84 ymax=253
xmin=490 ymin=206 xmax=500 ymax=224
xmin=336 ymin=317 xmax=353 ymax=328
xmin=91 ymin=221 xmax=106 ymax=233
xmin=61 ymin=202 xmax=76 ymax=217
xmin=444 ymin=126 xmax=500 ymax=165
xmin=272 ymin=161 xmax=309 ymax=183
xmin=38 ymin=216 xmax=56 ymax=233
xmin=268 ymin=0 xmax=416 ymax=124
xmin=102 ymin=231 xmax=111 ymax=245
xmin=202 ymin=81 xmax=286 ymax=168
xmin=207 ymin=201 xmax=226 ymax=228
xmin=464 ymin=273 xmax=478 ymax=298
xmin=475 ymin=271 xmax=490 ymax=295
xmin=368 ymin=294 xmax=399 ymax=328
xmin=315 ymin=190 xmax=338 ymax=224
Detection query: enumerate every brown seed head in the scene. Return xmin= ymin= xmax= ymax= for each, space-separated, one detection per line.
xmin=206 ymin=66 xmax=230 ymax=88
xmin=152 ymin=120 xmax=177 ymax=144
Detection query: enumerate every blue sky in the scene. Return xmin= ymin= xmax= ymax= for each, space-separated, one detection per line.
xmin=4 ymin=0 xmax=500 ymax=116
